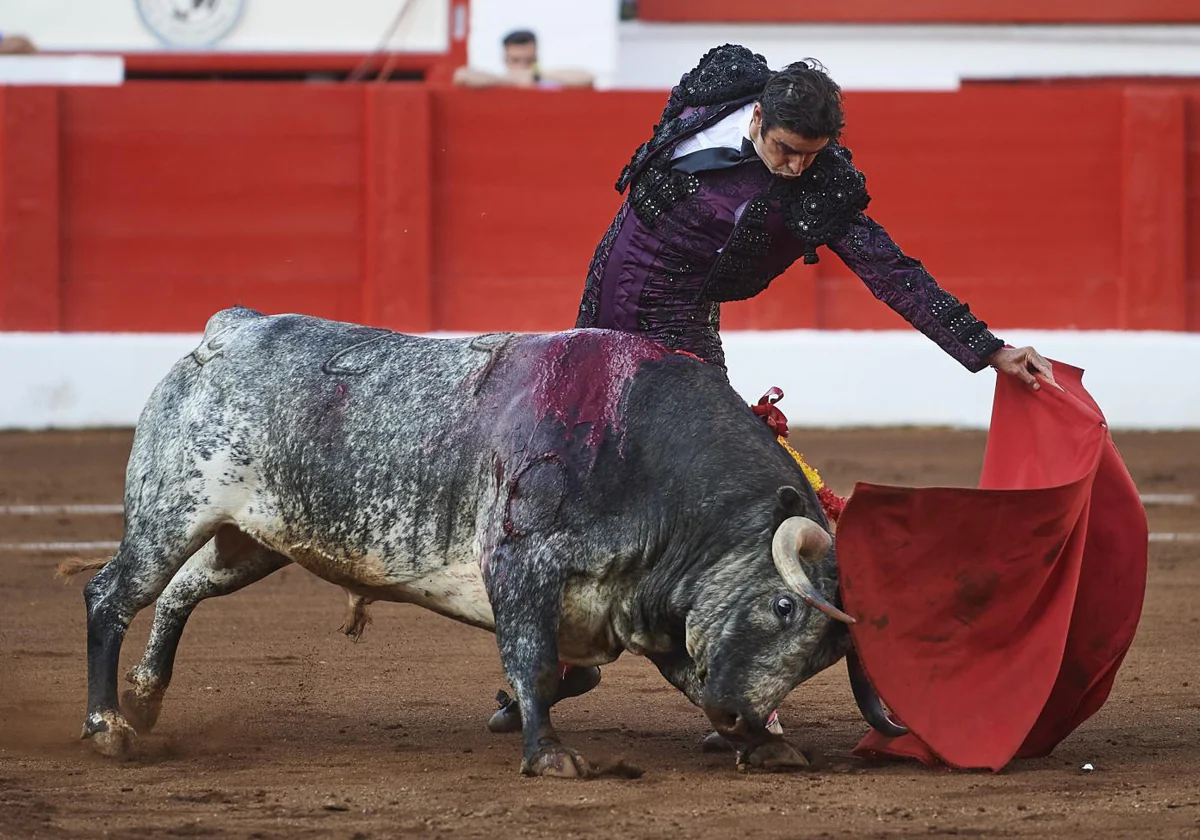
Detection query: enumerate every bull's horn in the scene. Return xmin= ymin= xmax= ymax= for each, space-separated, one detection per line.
xmin=771 ymin=516 xmax=855 ymax=624
xmin=847 ymin=647 xmax=909 ymax=738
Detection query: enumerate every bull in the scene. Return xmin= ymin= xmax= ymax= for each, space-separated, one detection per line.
xmin=75 ymin=307 xmax=902 ymax=776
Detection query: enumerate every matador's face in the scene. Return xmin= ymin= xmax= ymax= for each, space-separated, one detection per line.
xmin=749 ymin=103 xmax=830 ymax=180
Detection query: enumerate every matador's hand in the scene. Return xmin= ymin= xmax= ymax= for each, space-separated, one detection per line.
xmin=987 ymin=346 xmax=1057 ymax=390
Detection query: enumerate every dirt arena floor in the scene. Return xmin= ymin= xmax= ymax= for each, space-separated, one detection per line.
xmin=1 ymin=428 xmax=1197 ymax=839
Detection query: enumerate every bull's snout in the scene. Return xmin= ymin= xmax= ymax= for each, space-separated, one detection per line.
xmin=704 ymin=707 xmax=755 ymax=739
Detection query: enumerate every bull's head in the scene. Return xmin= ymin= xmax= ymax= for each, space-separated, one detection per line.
xmin=678 ymin=486 xmax=904 ymax=749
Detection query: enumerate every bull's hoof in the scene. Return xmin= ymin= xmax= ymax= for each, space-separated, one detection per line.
xmin=521 ymin=745 xmax=591 ymax=778
xmin=82 ymin=711 xmax=137 ymax=759
xmin=120 ymin=688 xmax=163 ymax=735
xmin=701 ymin=730 xmax=732 ymax=753
xmin=122 ymin=666 xmax=165 ymax=734
xmin=486 ymin=690 xmax=522 ymax=734
xmin=736 ymin=738 xmax=810 ymax=772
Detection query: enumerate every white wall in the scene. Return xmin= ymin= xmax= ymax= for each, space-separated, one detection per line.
xmin=616 ymin=22 xmax=1200 ymax=91
xmin=0 ymin=55 xmax=123 ymax=85
xmin=724 ymin=331 xmax=1200 ymax=430
xmin=4 ymin=0 xmax=617 ymax=83
xmin=0 ymin=0 xmax=449 ymax=52
xmin=466 ymin=0 xmax=618 ymax=89
xmin=2 ymin=331 xmax=1196 ymax=431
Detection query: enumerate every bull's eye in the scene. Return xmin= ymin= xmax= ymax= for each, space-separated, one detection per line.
xmin=773 ymin=595 xmax=796 ymax=620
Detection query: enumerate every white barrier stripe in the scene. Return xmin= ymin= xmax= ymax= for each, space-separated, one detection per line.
xmin=1148 ymin=533 xmax=1200 ymax=543
xmin=1140 ymin=494 xmax=1197 ymax=505
xmin=5 ymin=331 xmax=1200 ymax=430
xmin=0 ymin=540 xmax=120 ymax=552
xmin=0 ymin=504 xmax=124 ymax=516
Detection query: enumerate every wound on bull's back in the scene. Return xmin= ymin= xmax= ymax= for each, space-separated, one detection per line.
xmin=526 ymin=332 xmax=668 ymax=454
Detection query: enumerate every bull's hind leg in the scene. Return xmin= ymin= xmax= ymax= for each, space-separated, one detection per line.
xmin=122 ymin=526 xmax=290 ymax=735
xmin=485 ymin=541 xmax=589 ymax=778
xmin=82 ymin=517 xmax=221 ymax=758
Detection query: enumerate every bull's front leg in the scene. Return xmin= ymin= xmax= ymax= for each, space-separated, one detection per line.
xmin=484 ymin=541 xmax=589 ymax=778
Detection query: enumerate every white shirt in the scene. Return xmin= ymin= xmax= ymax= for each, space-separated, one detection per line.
xmin=670 ymin=103 xmax=756 ymax=161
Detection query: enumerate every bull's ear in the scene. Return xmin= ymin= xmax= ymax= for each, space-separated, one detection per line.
xmin=773 ymin=486 xmax=805 ymax=529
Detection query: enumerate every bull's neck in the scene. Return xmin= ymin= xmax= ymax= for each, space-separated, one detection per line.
xmin=642 ymin=531 xmax=766 ymax=647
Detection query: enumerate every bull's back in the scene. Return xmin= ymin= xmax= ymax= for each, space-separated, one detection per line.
xmin=202 ymin=310 xmax=500 ymax=430
xmin=173 ymin=311 xmax=506 ymax=580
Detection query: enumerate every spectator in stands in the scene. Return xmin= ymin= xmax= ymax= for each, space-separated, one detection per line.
xmin=0 ymin=32 xmax=36 ymax=54
xmin=453 ymin=29 xmax=594 ymax=89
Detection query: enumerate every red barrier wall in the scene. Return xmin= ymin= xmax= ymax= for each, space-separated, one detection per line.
xmin=429 ymin=89 xmax=660 ymax=332
xmin=0 ymin=82 xmax=1197 ymax=334
xmin=58 ymin=85 xmax=366 ymax=331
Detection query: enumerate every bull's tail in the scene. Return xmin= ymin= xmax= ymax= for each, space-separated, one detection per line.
xmin=338 ymin=591 xmax=374 ymax=642
xmin=55 ymin=556 xmax=111 ymax=581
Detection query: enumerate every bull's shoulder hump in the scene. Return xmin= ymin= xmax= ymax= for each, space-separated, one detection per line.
xmin=200 ymin=306 xmax=267 ymax=342
xmin=192 ymin=306 xmax=268 ymax=365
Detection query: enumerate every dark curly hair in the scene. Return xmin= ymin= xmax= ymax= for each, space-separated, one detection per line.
xmin=758 ymin=59 xmax=845 ymax=141
xmin=502 ymin=29 xmax=537 ymax=48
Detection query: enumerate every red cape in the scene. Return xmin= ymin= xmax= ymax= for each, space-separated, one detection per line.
xmin=837 ymin=363 xmax=1147 ymax=771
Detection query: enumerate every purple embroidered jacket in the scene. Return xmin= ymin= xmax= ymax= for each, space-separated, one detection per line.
xmin=575 ymin=44 xmax=1004 ymax=374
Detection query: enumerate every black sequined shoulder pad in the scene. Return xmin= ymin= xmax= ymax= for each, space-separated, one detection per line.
xmin=780 ymin=145 xmax=871 ymax=262
xmin=615 ymin=44 xmax=771 ymax=194
xmin=677 ymin=44 xmax=773 ymax=108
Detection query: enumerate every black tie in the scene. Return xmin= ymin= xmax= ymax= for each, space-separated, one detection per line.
xmin=672 ymin=137 xmax=759 ymax=175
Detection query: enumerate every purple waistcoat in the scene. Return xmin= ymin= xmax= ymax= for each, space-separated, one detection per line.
xmin=583 ymin=163 xmax=794 ymax=370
